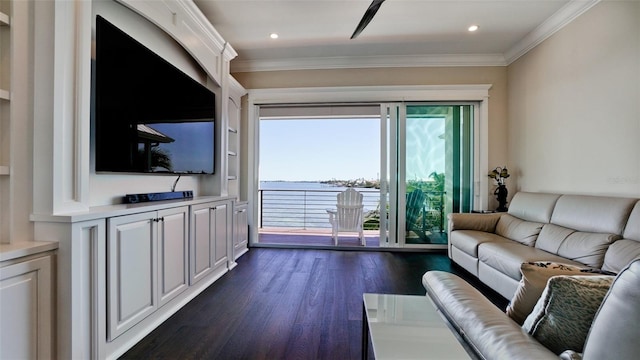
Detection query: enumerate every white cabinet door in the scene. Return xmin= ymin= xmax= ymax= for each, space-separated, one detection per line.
xmin=190 ymin=201 xmax=229 ymax=284
xmin=190 ymin=203 xmax=214 ymax=284
xmin=0 ymin=254 xmax=53 ymax=360
xmin=213 ymin=203 xmax=228 ymax=268
xmin=233 ymin=203 xmax=248 ymax=259
xmin=107 ymin=211 xmax=157 ymax=341
xmin=157 ymin=206 xmax=189 ymax=307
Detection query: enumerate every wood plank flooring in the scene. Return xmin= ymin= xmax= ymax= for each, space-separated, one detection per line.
xmin=120 ymin=248 xmax=507 ymax=360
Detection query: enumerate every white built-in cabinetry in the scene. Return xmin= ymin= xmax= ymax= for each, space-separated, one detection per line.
xmin=0 ymin=249 xmax=55 ymax=359
xmin=10 ymin=0 xmax=249 ymax=358
xmin=32 ymin=196 xmax=233 ymax=359
xmin=0 ymin=1 xmax=10 ymax=153
xmin=227 ymin=76 xmax=246 ymax=196
xmin=190 ymin=202 xmax=229 ymax=283
xmin=0 ymin=2 xmax=57 ymax=357
xmin=0 ymin=0 xmax=11 ymax=242
xmin=227 ymin=75 xmax=249 ymax=259
xmin=107 ymin=206 xmax=189 ymax=341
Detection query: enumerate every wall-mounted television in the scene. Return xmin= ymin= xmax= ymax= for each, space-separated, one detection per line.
xmin=94 ymin=15 xmax=215 ymax=175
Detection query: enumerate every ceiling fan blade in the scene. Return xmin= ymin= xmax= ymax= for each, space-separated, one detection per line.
xmin=350 ymin=0 xmax=386 ymax=39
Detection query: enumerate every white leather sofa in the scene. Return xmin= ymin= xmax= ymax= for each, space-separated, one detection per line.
xmin=420 ymin=192 xmax=640 ymax=359
xmin=422 ymin=259 xmax=640 ymax=360
xmin=448 ymin=192 xmax=640 ymax=299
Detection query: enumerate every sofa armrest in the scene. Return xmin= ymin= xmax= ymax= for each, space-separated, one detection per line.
xmin=423 ymin=271 xmax=559 ymax=360
xmin=448 ymin=213 xmax=502 ymax=233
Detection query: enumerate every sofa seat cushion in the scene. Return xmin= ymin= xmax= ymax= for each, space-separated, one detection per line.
xmin=522 ymin=275 xmax=614 ymax=355
xmin=423 ymin=271 xmax=558 ymax=360
xmin=602 ymin=239 xmax=640 ymax=273
xmin=536 ymin=224 xmax=620 ymax=268
xmin=495 ymin=214 xmax=545 ymax=246
xmin=478 ymin=242 xmax=582 ymax=281
xmin=450 ymin=230 xmax=512 ymax=257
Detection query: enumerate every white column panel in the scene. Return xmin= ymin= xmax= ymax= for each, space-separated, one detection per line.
xmin=33 ymin=0 xmax=91 ymax=215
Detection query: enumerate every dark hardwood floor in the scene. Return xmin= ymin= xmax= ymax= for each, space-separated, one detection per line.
xmin=120 ymin=248 xmax=507 ymax=360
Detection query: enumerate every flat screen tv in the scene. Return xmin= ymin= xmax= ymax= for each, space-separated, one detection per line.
xmin=94 ymin=15 xmax=215 ymax=174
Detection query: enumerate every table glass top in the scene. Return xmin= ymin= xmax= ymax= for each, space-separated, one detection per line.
xmin=363 ymin=293 xmax=472 ymax=359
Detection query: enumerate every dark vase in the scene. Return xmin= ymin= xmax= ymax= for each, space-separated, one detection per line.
xmin=495 ymin=184 xmax=508 ymax=212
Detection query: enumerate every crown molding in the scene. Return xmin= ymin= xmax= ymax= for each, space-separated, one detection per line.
xmin=231 ymin=53 xmax=507 ymax=73
xmin=230 ymin=0 xmax=600 ymax=73
xmin=504 ymin=0 xmax=601 ymax=64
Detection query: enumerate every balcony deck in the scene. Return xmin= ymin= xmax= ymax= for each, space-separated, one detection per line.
xmin=258 ymin=228 xmax=381 ymax=248
xmin=257 ymin=227 xmax=448 ymax=249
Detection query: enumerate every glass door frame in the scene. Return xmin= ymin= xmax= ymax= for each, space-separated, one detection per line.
xmin=246 ymin=85 xmax=492 ymax=249
xmin=381 ymin=102 xmax=482 ymax=249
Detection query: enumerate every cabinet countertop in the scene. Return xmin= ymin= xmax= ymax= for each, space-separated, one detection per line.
xmin=0 ymin=241 xmax=58 ymax=262
xmin=30 ymin=195 xmax=238 ymax=223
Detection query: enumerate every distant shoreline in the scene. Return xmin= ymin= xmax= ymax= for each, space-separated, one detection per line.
xmin=262 ymin=179 xmax=380 ymax=189
xmin=321 ymin=179 xmax=380 ymax=188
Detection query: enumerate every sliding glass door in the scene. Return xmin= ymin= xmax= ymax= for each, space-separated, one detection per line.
xmin=382 ymin=103 xmax=476 ymax=249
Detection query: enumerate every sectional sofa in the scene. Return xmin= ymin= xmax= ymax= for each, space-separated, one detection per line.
xmin=447 ymin=191 xmax=640 ymax=299
xmin=421 ymin=192 xmax=640 ymax=359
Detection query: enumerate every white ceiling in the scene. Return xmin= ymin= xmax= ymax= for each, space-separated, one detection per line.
xmin=193 ymin=0 xmax=600 ymax=72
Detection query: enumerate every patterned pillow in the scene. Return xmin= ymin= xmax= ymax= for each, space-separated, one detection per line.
xmin=522 ymin=275 xmax=614 ymax=354
xmin=559 ymin=350 xmax=583 ymax=360
xmin=506 ymin=261 xmax=615 ymax=325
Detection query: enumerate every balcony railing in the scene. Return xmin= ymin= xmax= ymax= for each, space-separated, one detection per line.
xmin=258 ymin=188 xmax=380 ymax=229
xmin=258 ymin=188 xmax=446 ymax=232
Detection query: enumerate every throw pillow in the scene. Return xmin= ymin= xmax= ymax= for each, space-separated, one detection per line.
xmin=559 ymin=350 xmax=583 ymax=360
xmin=522 ymin=275 xmax=614 ymax=355
xmin=506 ymin=261 xmax=615 ymax=325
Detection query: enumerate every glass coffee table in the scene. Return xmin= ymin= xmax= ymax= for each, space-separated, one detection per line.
xmin=362 ymin=293 xmax=476 ymax=359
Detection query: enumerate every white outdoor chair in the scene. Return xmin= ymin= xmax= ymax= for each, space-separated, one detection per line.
xmin=326 ymin=188 xmax=365 ymax=246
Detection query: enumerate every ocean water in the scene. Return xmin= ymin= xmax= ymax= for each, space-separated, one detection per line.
xmin=259 ymin=181 xmax=381 ymax=228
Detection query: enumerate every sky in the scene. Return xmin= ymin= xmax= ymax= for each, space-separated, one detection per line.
xmin=150 ymin=122 xmax=214 ymax=173
xmin=259 ymin=118 xmax=380 ymax=181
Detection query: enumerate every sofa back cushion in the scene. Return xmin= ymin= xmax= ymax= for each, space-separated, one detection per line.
xmin=602 ymin=201 xmax=640 ymax=273
xmin=508 ymin=192 xmax=561 ymax=223
xmin=550 ymin=195 xmax=636 ymax=235
xmin=495 ymin=214 xmax=544 ymax=246
xmin=623 ymin=201 xmax=640 ymax=240
xmin=536 ymin=224 xmax=620 ymax=268
xmin=582 ymin=259 xmax=640 ymax=360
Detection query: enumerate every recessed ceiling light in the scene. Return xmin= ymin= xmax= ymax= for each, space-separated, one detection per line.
xmin=270 ymin=33 xmax=279 ymax=39
xmin=468 ymin=25 xmax=479 ymax=32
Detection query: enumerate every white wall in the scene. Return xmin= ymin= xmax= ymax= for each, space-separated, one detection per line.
xmin=507 ymin=0 xmax=640 ymax=197
xmin=89 ymin=0 xmax=221 ymax=206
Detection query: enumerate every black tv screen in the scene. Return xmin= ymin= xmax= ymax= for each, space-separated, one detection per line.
xmin=94 ymin=15 xmax=215 ymax=174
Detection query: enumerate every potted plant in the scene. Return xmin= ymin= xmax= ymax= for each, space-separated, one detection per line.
xmin=488 ymin=166 xmax=510 ymax=212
